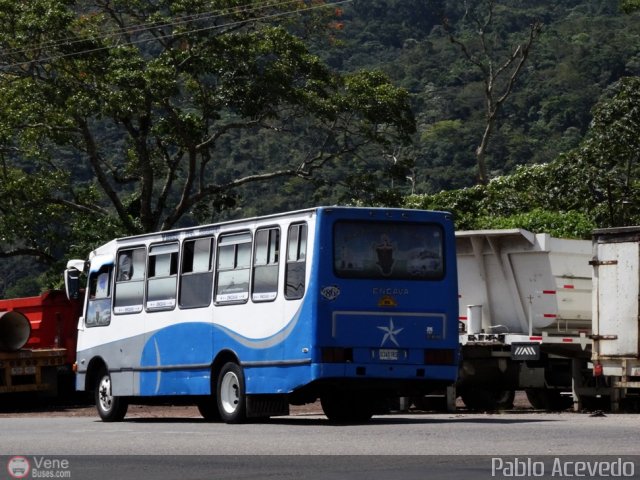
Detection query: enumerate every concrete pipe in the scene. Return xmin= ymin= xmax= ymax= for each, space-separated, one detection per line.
xmin=0 ymin=310 xmax=31 ymax=352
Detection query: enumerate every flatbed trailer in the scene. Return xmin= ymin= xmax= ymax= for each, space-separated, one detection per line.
xmin=0 ymin=348 xmax=66 ymax=394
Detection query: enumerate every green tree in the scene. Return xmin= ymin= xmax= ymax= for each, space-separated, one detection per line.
xmin=563 ymin=76 xmax=640 ymax=227
xmin=621 ymin=0 xmax=640 ymax=13
xmin=405 ymin=75 xmax=640 ymax=236
xmin=0 ymin=0 xmax=415 ymax=269
xmin=443 ymin=0 xmax=542 ymax=185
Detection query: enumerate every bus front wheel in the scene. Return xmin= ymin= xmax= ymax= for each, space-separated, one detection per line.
xmin=95 ymin=370 xmax=128 ymax=422
xmin=216 ymin=362 xmax=247 ymax=424
xmin=197 ymin=398 xmax=222 ymax=422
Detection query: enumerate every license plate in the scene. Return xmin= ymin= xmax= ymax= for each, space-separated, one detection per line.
xmin=378 ymin=349 xmax=399 ymax=361
xmin=11 ymin=366 xmax=36 ymax=375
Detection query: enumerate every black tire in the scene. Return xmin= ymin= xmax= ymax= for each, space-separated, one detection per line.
xmin=216 ymin=362 xmax=247 ymax=424
xmin=525 ymin=388 xmax=573 ymax=411
xmin=460 ymin=388 xmax=515 ymax=411
xmin=197 ymin=398 xmax=222 ymax=422
xmin=578 ymin=395 xmax=610 ymax=412
xmin=320 ymin=393 xmax=374 ymax=424
xmin=95 ymin=369 xmax=128 ymax=422
xmin=412 ymin=395 xmax=448 ymax=412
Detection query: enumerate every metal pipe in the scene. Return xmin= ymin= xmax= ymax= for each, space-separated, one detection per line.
xmin=0 ymin=310 xmax=31 ymax=352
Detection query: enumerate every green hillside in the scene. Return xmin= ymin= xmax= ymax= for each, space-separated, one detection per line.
xmin=1 ymin=0 xmax=639 ymax=296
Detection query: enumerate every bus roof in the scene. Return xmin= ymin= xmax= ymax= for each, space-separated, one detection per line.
xmin=89 ymin=206 xmax=452 ymax=256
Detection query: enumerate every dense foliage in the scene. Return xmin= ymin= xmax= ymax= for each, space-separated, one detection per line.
xmin=2 ymin=0 xmax=640 ymax=296
xmin=326 ymin=0 xmax=640 ymax=194
xmin=406 ymin=74 xmax=640 ymax=238
xmin=0 ymin=0 xmax=415 ymax=295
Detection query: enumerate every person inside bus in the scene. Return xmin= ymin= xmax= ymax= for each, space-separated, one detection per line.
xmin=118 ymin=252 xmax=132 ymax=281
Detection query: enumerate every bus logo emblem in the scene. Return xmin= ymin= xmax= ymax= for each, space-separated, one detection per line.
xmin=378 ymin=318 xmax=403 ymax=347
xmin=321 ymin=286 xmax=341 ymax=301
xmin=378 ymin=295 xmax=397 ymax=307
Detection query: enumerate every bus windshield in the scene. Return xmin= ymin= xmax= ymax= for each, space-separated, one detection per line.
xmin=333 ymin=221 xmax=444 ymax=280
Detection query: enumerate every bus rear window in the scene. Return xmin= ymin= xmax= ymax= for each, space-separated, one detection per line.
xmin=334 ymin=221 xmax=444 ymax=280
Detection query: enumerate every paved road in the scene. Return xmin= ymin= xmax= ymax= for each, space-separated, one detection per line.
xmin=0 ymin=411 xmax=638 ymax=479
xmin=1 ymin=411 xmax=639 ymax=456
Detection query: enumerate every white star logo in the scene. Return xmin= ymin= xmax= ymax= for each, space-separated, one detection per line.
xmin=378 ymin=318 xmax=403 ymax=347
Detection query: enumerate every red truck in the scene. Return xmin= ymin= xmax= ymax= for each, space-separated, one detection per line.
xmin=0 ymin=291 xmax=80 ymax=396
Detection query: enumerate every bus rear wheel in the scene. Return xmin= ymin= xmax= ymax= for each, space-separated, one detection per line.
xmin=95 ymin=370 xmax=128 ymax=422
xmin=321 ymin=392 xmax=374 ymax=424
xmin=216 ymin=362 xmax=247 ymax=424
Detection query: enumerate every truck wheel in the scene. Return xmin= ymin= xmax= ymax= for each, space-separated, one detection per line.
xmin=578 ymin=395 xmax=610 ymax=412
xmin=216 ymin=362 xmax=247 ymax=424
xmin=321 ymin=393 xmax=374 ymax=423
xmin=461 ymin=388 xmax=515 ymax=411
xmin=525 ymin=388 xmax=572 ymax=411
xmin=95 ymin=370 xmax=128 ymax=422
xmin=412 ymin=395 xmax=448 ymax=412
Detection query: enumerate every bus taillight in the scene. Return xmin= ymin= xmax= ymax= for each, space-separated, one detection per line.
xmin=424 ymin=348 xmax=456 ymax=365
xmin=321 ymin=347 xmax=353 ymax=363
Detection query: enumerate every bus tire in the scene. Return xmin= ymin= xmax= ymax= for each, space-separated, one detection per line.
xmin=321 ymin=393 xmax=374 ymax=424
xmin=95 ymin=369 xmax=128 ymax=422
xmin=216 ymin=362 xmax=247 ymax=424
xmin=197 ymin=398 xmax=222 ymax=422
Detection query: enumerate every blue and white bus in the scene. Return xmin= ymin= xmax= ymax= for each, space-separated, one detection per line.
xmin=64 ymin=206 xmax=459 ymax=423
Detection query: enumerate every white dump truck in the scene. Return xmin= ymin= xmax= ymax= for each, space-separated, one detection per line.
xmin=453 ymin=229 xmax=600 ymax=411
xmin=590 ymin=227 xmax=640 ymax=411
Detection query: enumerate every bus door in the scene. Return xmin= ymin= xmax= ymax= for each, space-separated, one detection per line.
xmin=108 ymin=247 xmax=147 ymax=394
xmin=78 ymin=252 xmax=137 ymax=395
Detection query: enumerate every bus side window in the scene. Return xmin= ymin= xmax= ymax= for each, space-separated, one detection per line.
xmin=86 ymin=266 xmax=112 ymax=327
xmin=285 ymin=223 xmax=307 ymax=300
xmin=179 ymin=237 xmax=214 ymax=309
xmin=215 ymin=232 xmax=252 ymax=304
xmin=146 ymin=243 xmax=179 ymax=311
xmin=252 ymin=227 xmax=279 ymax=302
xmin=114 ymin=248 xmax=146 ymax=314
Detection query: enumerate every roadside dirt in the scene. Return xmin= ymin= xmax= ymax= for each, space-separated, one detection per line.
xmin=0 ymin=394 xmax=324 ymax=418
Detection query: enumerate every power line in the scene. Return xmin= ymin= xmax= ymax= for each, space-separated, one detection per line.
xmin=1 ymin=0 xmax=299 ymax=57
xmin=0 ymin=0 xmax=351 ymax=69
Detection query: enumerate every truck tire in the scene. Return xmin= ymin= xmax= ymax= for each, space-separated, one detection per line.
xmin=525 ymin=388 xmax=572 ymax=411
xmin=460 ymin=388 xmax=515 ymax=411
xmin=412 ymin=395 xmax=448 ymax=412
xmin=95 ymin=370 xmax=128 ymax=422
xmin=578 ymin=395 xmax=610 ymax=412
xmin=216 ymin=362 xmax=247 ymax=424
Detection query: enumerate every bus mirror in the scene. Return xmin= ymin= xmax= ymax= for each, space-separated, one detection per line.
xmin=64 ymin=263 xmax=83 ymax=301
xmin=64 ymin=268 xmax=81 ymax=300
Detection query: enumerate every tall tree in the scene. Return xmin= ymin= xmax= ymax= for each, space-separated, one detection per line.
xmin=0 ymin=0 xmax=415 ymax=266
xmin=443 ymin=0 xmax=541 ymax=184
xmin=621 ymin=0 xmax=640 ymax=13
xmin=566 ymin=76 xmax=640 ymax=227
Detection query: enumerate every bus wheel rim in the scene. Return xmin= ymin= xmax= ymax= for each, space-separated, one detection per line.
xmin=220 ymin=371 xmax=239 ymax=414
xmin=98 ymin=376 xmax=113 ymax=411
